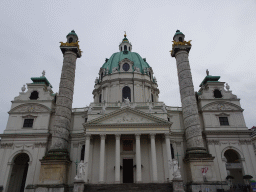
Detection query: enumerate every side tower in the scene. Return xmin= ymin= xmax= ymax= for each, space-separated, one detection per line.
xmin=38 ymin=30 xmax=82 ymax=188
xmin=171 ymin=30 xmax=216 ymax=189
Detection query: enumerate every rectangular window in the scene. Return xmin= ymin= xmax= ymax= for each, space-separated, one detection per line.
xmin=123 ymin=140 xmax=133 ymax=151
xmin=219 ymin=117 xmax=229 ymax=126
xmin=23 ymin=119 xmax=34 ymax=127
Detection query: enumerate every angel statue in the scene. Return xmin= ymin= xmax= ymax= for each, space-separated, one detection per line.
xmin=123 ymin=97 xmax=130 ymax=106
xmin=171 ymin=159 xmax=182 ymax=179
xmin=74 ymin=160 xmax=87 ymax=181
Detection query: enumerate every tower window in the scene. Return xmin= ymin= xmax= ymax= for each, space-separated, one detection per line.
xmin=23 ymin=119 xmax=34 ymax=127
xmin=219 ymin=117 xmax=229 ymax=126
xmin=124 ymin=45 xmax=127 ymax=51
xmin=69 ymin=37 xmax=73 ymax=43
xmin=179 ymin=37 xmax=183 ymax=42
xmin=129 ymin=47 xmax=130 ymax=51
xmin=214 ymin=89 xmax=222 ymax=98
xmin=122 ymin=86 xmax=131 ymax=102
xmin=99 ymin=94 xmax=102 ymax=103
xmin=121 ymin=47 xmax=122 ymax=51
xmin=29 ymin=91 xmax=39 ymax=100
xmin=151 ymin=94 xmax=154 ymax=102
xmin=149 ymin=72 xmax=151 ymax=80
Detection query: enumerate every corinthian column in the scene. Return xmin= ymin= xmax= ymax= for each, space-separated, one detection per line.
xmin=171 ymin=30 xmax=207 ymax=156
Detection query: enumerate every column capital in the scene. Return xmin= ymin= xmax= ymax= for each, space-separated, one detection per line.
xmin=150 ymin=133 xmax=156 ymax=138
xmin=115 ymin=134 xmax=121 ymax=139
xmin=100 ymin=134 xmax=106 ymax=139
xmin=85 ymin=134 xmax=91 ymax=140
xmin=164 ymin=133 xmax=170 ymax=139
xmin=135 ymin=133 xmax=141 ymax=138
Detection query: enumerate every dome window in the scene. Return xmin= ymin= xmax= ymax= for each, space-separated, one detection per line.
xmin=101 ymin=72 xmax=104 ymax=81
xmin=124 ymin=45 xmax=127 ymax=51
xmin=122 ymin=86 xmax=131 ymax=102
xmin=99 ymin=94 xmax=102 ymax=103
xmin=29 ymin=91 xmax=39 ymax=100
xmin=69 ymin=37 xmax=73 ymax=43
xmin=123 ymin=63 xmax=130 ymax=71
xmin=129 ymin=47 xmax=130 ymax=51
xmin=179 ymin=37 xmax=183 ymax=42
xmin=214 ymin=89 xmax=222 ymax=98
xmin=121 ymin=47 xmax=122 ymax=51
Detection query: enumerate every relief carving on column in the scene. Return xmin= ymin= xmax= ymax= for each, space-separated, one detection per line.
xmin=61 ymin=70 xmax=75 ymax=81
xmin=179 ymin=78 xmax=194 ymax=91
xmin=180 ymin=87 xmax=195 ymax=100
xmin=177 ymin=62 xmax=191 ymax=74
xmin=183 ymin=115 xmax=200 ymax=129
xmin=182 ymin=105 xmax=199 ymax=119
xmin=54 ymin=116 xmax=71 ymax=130
xmin=59 ymin=88 xmax=73 ymax=100
xmin=185 ymin=125 xmax=201 ymax=140
xmin=178 ymin=70 xmax=192 ymax=81
xmin=60 ymin=79 xmax=75 ymax=92
xmin=56 ymin=96 xmax=72 ymax=109
xmin=55 ymin=106 xmax=72 ymax=120
xmin=187 ymin=136 xmax=204 ymax=148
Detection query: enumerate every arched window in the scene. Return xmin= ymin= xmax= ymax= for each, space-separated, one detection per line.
xmin=81 ymin=145 xmax=85 ymax=161
xmin=29 ymin=91 xmax=39 ymax=100
xmin=214 ymin=89 xmax=222 ymax=98
xmin=69 ymin=37 xmax=73 ymax=43
xmin=8 ymin=153 xmax=29 ymax=192
xmin=122 ymin=86 xmax=131 ymax=102
xmin=121 ymin=47 xmax=122 ymax=51
xmin=151 ymin=94 xmax=154 ymax=102
xmin=99 ymin=94 xmax=102 ymax=103
xmin=179 ymin=37 xmax=183 ymax=42
xmin=129 ymin=47 xmax=130 ymax=51
xmin=149 ymin=72 xmax=151 ymax=80
xmin=124 ymin=45 xmax=127 ymax=51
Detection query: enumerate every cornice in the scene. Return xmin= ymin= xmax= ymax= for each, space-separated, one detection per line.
xmin=204 ymin=130 xmax=251 ymax=135
xmin=84 ymin=122 xmax=170 ymax=128
xmin=0 ymin=133 xmax=50 ymax=138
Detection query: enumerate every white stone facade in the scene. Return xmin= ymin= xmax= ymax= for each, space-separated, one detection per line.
xmin=0 ymin=31 xmax=256 ymax=192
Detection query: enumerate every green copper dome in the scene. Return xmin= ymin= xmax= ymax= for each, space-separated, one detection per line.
xmin=101 ymin=51 xmax=150 ymax=74
xmin=66 ymin=30 xmax=78 ymax=37
xmin=174 ymin=30 xmax=184 ymax=37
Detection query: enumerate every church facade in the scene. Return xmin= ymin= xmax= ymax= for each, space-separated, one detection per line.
xmin=0 ymin=30 xmax=255 ymax=192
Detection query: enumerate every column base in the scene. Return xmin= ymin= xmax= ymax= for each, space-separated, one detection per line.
xmin=115 ymin=181 xmax=120 ymax=184
xmin=26 ymin=184 xmax=69 ymax=192
xmin=73 ymin=181 xmax=85 ymax=192
xmin=38 ymin=159 xmax=71 ymax=185
xmin=172 ymin=179 xmax=185 ymax=192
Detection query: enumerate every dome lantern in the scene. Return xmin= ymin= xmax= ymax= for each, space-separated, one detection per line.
xmin=119 ymin=31 xmax=132 ymax=52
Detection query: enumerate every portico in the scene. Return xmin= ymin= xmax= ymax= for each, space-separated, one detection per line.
xmin=82 ymin=107 xmax=173 ymax=184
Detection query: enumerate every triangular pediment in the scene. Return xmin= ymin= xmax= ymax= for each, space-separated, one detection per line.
xmin=86 ymin=106 xmax=171 ymax=126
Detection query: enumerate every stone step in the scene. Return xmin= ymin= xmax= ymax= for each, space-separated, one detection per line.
xmin=83 ymin=183 xmax=172 ymax=192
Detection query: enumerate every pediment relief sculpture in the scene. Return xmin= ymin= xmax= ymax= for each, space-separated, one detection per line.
xmin=9 ymin=103 xmax=51 ymax=114
xmin=202 ymin=102 xmax=243 ymax=111
xmin=99 ymin=112 xmax=155 ymax=124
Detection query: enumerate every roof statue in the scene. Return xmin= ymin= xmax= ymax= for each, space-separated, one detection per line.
xmin=42 ymin=70 xmax=46 ymax=77
xmin=206 ymin=69 xmax=209 ymax=76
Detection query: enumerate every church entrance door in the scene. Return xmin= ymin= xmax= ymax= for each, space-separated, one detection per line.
xmin=123 ymin=159 xmax=133 ymax=183
xmin=7 ymin=153 xmax=29 ymax=192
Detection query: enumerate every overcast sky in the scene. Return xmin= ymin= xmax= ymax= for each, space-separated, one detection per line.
xmin=0 ymin=0 xmax=256 ymax=134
